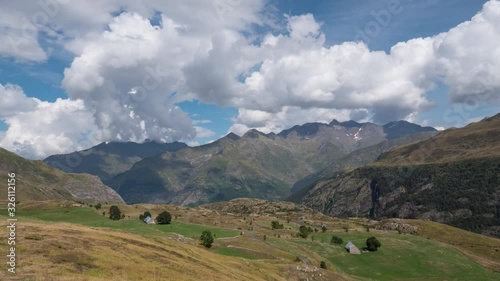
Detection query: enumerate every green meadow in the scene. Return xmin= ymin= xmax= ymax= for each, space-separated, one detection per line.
xmin=267 ymin=233 xmax=499 ymax=281
xmin=16 ymin=206 xmax=500 ymax=281
xmin=19 ymin=207 xmax=239 ymax=238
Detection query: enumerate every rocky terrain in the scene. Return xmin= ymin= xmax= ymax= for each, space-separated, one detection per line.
xmin=106 ymin=120 xmax=435 ymax=205
xmin=293 ymin=114 xmax=500 ymax=237
xmin=0 ymin=148 xmax=124 ymax=204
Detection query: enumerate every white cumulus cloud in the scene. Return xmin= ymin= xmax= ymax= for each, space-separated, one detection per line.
xmin=0 ymin=83 xmax=99 ymax=159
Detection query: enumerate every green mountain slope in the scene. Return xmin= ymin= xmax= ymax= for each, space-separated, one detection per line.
xmin=108 ymin=121 xmax=436 ymax=205
xmin=290 ymin=131 xmax=439 ymax=195
xmin=293 ymin=113 xmax=500 ymax=237
xmin=0 ymin=148 xmax=124 ymax=204
xmin=44 ymin=141 xmax=187 ymax=182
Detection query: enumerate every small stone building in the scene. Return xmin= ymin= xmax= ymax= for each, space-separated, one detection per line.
xmin=345 ymin=241 xmax=361 ymax=255
xmin=143 ymin=216 xmax=155 ymax=224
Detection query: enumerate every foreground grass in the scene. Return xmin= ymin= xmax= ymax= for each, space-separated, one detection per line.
xmin=406 ymin=219 xmax=500 ymax=271
xmin=0 ymin=219 xmax=295 ymax=280
xmin=267 ymin=232 xmax=500 ymax=281
xmin=9 ymin=204 xmax=500 ymax=280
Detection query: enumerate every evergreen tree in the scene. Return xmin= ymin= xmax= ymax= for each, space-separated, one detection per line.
xmin=109 ymin=206 xmax=121 ymax=220
xmin=200 ymin=230 xmax=214 ymax=248
xmin=156 ymin=211 xmax=172 ymax=224
xmin=366 ymin=236 xmax=381 ymax=252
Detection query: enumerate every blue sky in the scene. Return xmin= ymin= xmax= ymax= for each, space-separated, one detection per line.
xmin=0 ymin=0 xmax=499 ymax=158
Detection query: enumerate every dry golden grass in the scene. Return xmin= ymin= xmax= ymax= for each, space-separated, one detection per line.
xmin=0 ymin=217 xmax=350 ymax=281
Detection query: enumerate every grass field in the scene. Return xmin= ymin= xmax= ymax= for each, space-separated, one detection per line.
xmin=267 ymin=232 xmax=500 ymax=281
xmin=20 ymin=207 xmax=239 ymax=238
xmin=8 ymin=203 xmax=500 ymax=281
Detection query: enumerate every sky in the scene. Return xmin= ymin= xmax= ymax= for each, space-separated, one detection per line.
xmin=0 ymin=0 xmax=499 ymax=159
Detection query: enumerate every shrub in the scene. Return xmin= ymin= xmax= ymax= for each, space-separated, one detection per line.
xmin=140 ymin=211 xmax=153 ymax=221
xmin=330 ymin=235 xmax=343 ymax=245
xmin=156 ymin=211 xmax=172 ymax=225
xmin=320 ymin=261 xmax=327 ymax=269
xmin=298 ymin=225 xmax=313 ymax=238
xmin=366 ymin=236 xmax=381 ymax=252
xmin=200 ymin=230 xmax=214 ymax=248
xmin=321 ymin=225 xmax=327 ymax=233
xmin=271 ymin=221 xmax=284 ymax=230
xmin=109 ymin=206 xmax=121 ymax=220
xmin=94 ymin=203 xmax=102 ymax=210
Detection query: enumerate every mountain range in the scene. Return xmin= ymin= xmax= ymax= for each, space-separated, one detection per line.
xmin=103 ymin=120 xmax=436 ymax=205
xmin=3 ymin=114 xmax=500 ymax=238
xmin=44 ymin=141 xmax=187 ymax=182
xmin=291 ymin=114 xmax=500 ymax=237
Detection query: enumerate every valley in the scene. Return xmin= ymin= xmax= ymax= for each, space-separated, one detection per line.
xmin=1 ymin=199 xmax=499 ymax=280
xmin=1 ymin=114 xmax=499 ymax=280
xmin=293 ymin=114 xmax=500 ymax=238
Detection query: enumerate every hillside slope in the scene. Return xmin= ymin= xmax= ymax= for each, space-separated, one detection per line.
xmin=5 ymin=199 xmax=499 ymax=280
xmin=44 ymin=141 xmax=187 ymax=182
xmin=0 ymin=148 xmax=124 ymax=204
xmin=109 ymin=120 xmax=436 ymax=205
xmin=293 ymin=114 xmax=500 ymax=237
xmin=290 ymin=131 xmax=439 ymax=195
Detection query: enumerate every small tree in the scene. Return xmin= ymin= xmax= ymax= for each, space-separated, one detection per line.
xmin=139 ymin=214 xmax=145 ymax=221
xmin=144 ymin=211 xmax=152 ymax=218
xmin=109 ymin=205 xmax=121 ymax=220
xmin=330 ymin=235 xmax=343 ymax=245
xmin=321 ymin=225 xmax=327 ymax=233
xmin=271 ymin=221 xmax=284 ymax=230
xmin=156 ymin=211 xmax=172 ymax=225
xmin=320 ymin=261 xmax=327 ymax=269
xmin=366 ymin=236 xmax=381 ymax=252
xmin=298 ymin=225 xmax=313 ymax=238
xmin=200 ymin=230 xmax=214 ymax=248
xmin=94 ymin=203 xmax=102 ymax=210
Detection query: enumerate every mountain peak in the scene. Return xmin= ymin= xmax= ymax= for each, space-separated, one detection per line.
xmin=278 ymin=122 xmax=326 ymax=137
xmin=340 ymin=120 xmax=362 ymax=128
xmin=329 ymin=119 xmax=341 ymax=126
xmin=243 ymin=129 xmax=266 ymax=138
xmin=329 ymin=119 xmax=364 ymax=128
xmin=383 ymin=121 xmax=436 ymax=139
xmin=224 ymin=132 xmax=241 ymax=141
